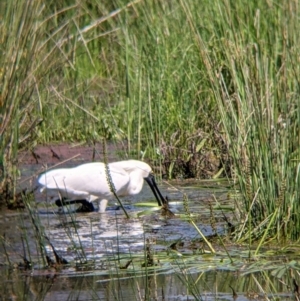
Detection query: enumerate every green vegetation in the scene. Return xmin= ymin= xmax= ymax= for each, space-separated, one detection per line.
xmin=0 ymin=0 xmax=299 ymax=244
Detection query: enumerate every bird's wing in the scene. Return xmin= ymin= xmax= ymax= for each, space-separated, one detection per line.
xmin=67 ymin=164 xmax=131 ymax=197
xmin=38 ymin=163 xmax=105 ymax=189
xmin=38 ymin=168 xmax=72 ymax=189
xmin=38 ymin=164 xmax=130 ymax=198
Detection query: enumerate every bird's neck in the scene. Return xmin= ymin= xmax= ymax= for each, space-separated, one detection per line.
xmin=127 ymin=172 xmax=144 ymax=195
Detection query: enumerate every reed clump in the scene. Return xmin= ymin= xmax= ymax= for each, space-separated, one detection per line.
xmin=179 ymin=0 xmax=300 ymax=241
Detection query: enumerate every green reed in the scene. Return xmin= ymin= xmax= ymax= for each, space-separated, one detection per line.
xmin=179 ymin=0 xmax=300 ymax=241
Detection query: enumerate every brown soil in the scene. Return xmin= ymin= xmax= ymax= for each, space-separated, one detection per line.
xmin=18 ymin=142 xmax=128 ymax=167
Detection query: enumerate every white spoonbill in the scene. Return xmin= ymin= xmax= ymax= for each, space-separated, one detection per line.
xmin=38 ymin=160 xmax=166 ymax=212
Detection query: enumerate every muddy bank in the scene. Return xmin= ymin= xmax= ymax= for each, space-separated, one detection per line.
xmin=18 ymin=142 xmax=129 ymax=167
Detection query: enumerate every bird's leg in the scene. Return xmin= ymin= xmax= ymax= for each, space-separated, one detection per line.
xmin=55 ymin=198 xmax=73 ymax=207
xmin=98 ymin=199 xmax=108 ymax=213
xmin=76 ymin=200 xmax=95 ymax=213
xmin=55 ymin=198 xmax=95 ymax=213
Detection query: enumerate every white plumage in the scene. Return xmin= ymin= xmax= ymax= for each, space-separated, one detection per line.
xmin=38 ymin=160 xmax=165 ymax=212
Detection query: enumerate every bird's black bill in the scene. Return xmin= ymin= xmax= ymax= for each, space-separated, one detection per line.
xmin=144 ymin=174 xmax=166 ymax=206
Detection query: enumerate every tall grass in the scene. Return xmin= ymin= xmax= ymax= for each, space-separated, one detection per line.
xmin=178 ymin=0 xmax=300 ymax=241
xmin=0 ymin=0 xmax=44 ymax=203
xmin=0 ymin=0 xmax=135 ymax=203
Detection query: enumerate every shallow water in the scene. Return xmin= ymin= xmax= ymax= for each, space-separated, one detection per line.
xmin=1 ymin=266 xmax=294 ymax=301
xmin=0 ymin=180 xmax=229 ymax=262
xmin=0 ymin=165 xmax=297 ymax=300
